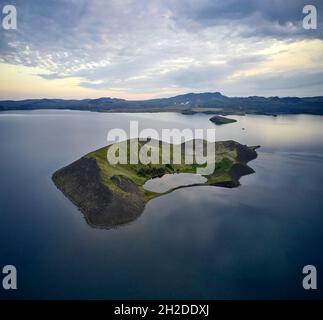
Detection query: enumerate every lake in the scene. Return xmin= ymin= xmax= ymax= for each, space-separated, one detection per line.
xmin=0 ymin=110 xmax=322 ymax=299
xmin=143 ymin=173 xmax=207 ymax=193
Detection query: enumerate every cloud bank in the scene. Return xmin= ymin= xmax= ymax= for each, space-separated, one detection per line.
xmin=0 ymin=0 xmax=322 ymax=98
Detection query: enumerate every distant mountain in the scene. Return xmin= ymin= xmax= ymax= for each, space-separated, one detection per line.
xmin=1 ymin=92 xmax=323 ymax=115
xmin=147 ymin=92 xmax=229 ymax=105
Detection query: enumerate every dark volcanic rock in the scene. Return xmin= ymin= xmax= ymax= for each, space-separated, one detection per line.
xmin=210 ymin=115 xmax=237 ymax=125
xmin=219 ymin=140 xmax=259 ymax=186
xmin=52 ymin=157 xmax=145 ymax=229
xmin=229 ymin=163 xmax=255 ymax=184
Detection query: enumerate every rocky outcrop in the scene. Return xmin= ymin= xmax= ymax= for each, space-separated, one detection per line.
xmin=53 ymin=158 xmax=145 ymax=228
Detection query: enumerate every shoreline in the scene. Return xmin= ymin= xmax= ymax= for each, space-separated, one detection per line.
xmin=1 ymin=108 xmax=319 ymax=117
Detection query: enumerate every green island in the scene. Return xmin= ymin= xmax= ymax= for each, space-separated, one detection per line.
xmin=52 ymin=139 xmax=259 ymax=229
xmin=210 ymin=115 xmax=238 ymax=125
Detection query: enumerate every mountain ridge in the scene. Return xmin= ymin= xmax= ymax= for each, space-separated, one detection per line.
xmin=1 ymin=92 xmax=323 ymax=115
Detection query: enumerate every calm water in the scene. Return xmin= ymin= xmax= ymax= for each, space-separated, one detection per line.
xmin=144 ymin=173 xmax=207 ymax=193
xmin=0 ymin=110 xmax=323 ymax=299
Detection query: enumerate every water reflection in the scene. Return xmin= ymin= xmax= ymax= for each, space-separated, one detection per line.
xmin=143 ymin=173 xmax=207 ymax=193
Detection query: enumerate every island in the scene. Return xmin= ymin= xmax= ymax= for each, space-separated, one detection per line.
xmin=52 ymin=139 xmax=259 ymax=229
xmin=210 ymin=115 xmax=237 ymax=125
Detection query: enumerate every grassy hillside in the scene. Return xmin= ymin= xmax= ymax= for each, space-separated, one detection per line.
xmin=86 ymin=139 xmax=241 ymax=200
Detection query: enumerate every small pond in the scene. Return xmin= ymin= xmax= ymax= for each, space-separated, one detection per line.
xmin=143 ymin=173 xmax=207 ymax=193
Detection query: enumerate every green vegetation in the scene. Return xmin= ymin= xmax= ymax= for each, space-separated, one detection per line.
xmin=83 ymin=139 xmax=252 ymax=203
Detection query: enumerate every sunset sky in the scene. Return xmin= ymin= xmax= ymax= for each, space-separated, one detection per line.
xmin=0 ymin=0 xmax=322 ymax=100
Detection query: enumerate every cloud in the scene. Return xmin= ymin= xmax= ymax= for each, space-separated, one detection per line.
xmin=0 ymin=0 xmax=322 ymax=97
xmin=168 ymin=0 xmax=323 ymax=39
xmin=219 ymin=67 xmax=323 ymax=97
xmin=241 ymin=70 xmax=323 ymax=91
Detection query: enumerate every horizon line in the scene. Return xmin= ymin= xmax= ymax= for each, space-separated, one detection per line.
xmin=1 ymin=91 xmax=322 ymax=102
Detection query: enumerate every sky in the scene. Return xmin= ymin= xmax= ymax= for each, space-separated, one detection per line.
xmin=0 ymin=0 xmax=322 ymax=100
